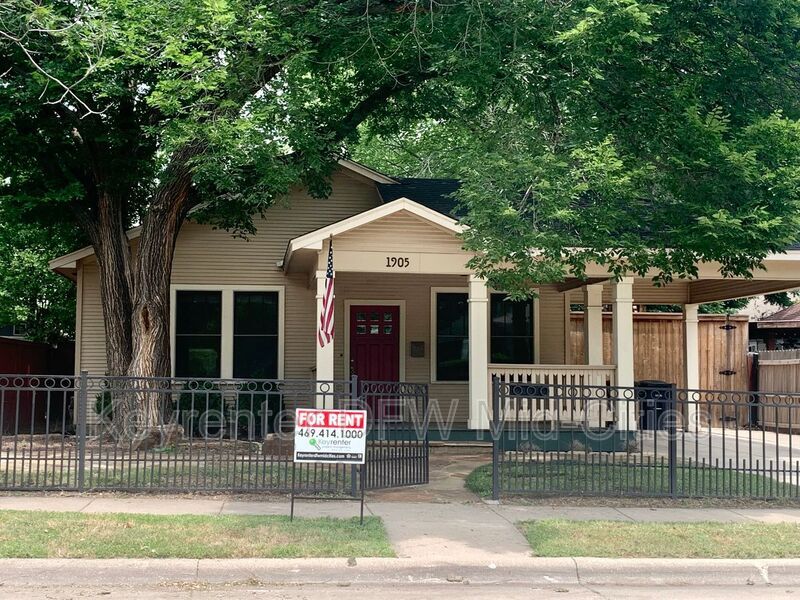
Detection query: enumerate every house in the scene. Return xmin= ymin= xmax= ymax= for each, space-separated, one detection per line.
xmin=750 ymin=304 xmax=800 ymax=352
xmin=49 ymin=159 xmax=800 ymax=436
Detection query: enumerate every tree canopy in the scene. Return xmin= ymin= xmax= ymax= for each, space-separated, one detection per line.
xmin=1 ymin=0 xmax=541 ymax=395
xmin=355 ymin=1 xmax=800 ymax=298
xmin=0 ymin=206 xmax=80 ymax=344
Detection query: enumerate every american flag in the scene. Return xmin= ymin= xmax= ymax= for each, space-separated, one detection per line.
xmin=317 ymin=239 xmax=335 ymax=347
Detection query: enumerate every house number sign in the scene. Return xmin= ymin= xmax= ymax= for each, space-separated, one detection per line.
xmin=385 ymin=256 xmax=411 ymax=268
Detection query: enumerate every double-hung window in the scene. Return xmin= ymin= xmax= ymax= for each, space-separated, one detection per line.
xmin=434 ymin=292 xmax=469 ymax=381
xmin=174 ymin=288 xmax=281 ymax=379
xmin=175 ymin=291 xmax=222 ymax=378
xmin=233 ymin=291 xmax=279 ymax=379
xmin=490 ymin=293 xmax=534 ymax=364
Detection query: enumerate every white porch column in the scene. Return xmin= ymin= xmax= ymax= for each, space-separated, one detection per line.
xmin=612 ymin=277 xmax=636 ymax=430
xmin=468 ymin=276 xmax=490 ymax=430
xmin=583 ymin=283 xmax=604 ymax=365
xmin=315 ymin=269 xmax=334 ymax=408
xmin=683 ymin=303 xmax=700 ymax=431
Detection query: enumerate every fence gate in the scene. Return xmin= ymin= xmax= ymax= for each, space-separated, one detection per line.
xmin=358 ymin=380 xmax=429 ymax=490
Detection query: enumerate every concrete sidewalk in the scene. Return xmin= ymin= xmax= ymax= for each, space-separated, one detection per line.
xmin=2 ymin=494 xmax=800 ymax=565
xmin=1 ymin=556 xmax=800 ymax=587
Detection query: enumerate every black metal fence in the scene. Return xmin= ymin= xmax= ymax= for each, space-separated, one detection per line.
xmin=491 ymin=379 xmax=800 ymax=500
xmin=0 ymin=373 xmax=428 ymax=494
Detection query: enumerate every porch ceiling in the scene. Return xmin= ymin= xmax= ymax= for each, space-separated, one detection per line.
xmin=687 ymin=279 xmax=800 ymax=304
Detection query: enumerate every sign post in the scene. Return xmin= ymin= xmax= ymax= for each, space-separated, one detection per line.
xmin=290 ymin=408 xmax=367 ymax=523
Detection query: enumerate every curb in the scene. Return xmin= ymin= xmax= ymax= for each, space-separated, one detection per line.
xmin=1 ymin=558 xmax=799 ymax=587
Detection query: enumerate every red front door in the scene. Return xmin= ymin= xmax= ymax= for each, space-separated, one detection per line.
xmin=349 ymin=305 xmax=400 ymax=382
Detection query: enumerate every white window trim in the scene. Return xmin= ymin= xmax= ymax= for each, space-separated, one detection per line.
xmin=488 ymin=290 xmax=541 ymax=365
xmin=169 ymin=284 xmax=285 ymax=379
xmin=430 ymin=286 xmax=469 ymax=383
xmin=343 ymin=299 xmax=406 ymax=381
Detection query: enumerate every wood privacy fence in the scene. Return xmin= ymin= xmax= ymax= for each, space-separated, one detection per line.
xmin=569 ymin=313 xmax=750 ymax=391
xmin=756 ymin=349 xmax=800 ymax=429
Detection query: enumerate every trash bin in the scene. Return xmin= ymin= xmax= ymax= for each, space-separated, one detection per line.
xmin=635 ymin=380 xmax=674 ymax=430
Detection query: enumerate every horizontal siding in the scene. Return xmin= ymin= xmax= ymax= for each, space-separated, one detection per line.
xmin=334 ymin=272 xmax=470 ymax=425
xmin=335 ymin=211 xmax=465 ymax=254
xmin=172 ymin=172 xmax=381 ymax=285
xmin=78 ymin=171 xmax=381 ymax=379
xmin=78 ymin=263 xmax=107 ymax=375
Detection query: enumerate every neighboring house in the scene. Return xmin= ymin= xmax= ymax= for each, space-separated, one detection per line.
xmin=49 ymin=160 xmax=800 ymax=434
xmin=0 ymin=324 xmax=27 ymax=339
xmin=750 ymin=304 xmax=800 ymax=352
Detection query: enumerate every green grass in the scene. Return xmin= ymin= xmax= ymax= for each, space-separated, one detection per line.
xmin=466 ymin=461 xmax=800 ymax=499
xmin=521 ymin=519 xmax=800 ymax=558
xmin=0 ymin=510 xmax=394 ymax=558
xmin=2 ymin=461 xmax=353 ymax=493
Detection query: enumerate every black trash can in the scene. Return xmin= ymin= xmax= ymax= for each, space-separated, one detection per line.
xmin=635 ymin=380 xmax=674 ymax=430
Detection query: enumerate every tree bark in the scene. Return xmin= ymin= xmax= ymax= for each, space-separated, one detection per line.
xmin=84 ymin=191 xmax=135 ymax=377
xmin=118 ymin=147 xmax=200 ymax=434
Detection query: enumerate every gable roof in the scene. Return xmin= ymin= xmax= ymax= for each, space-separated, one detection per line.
xmin=282 ymin=196 xmax=464 ymax=272
xmin=49 ymin=159 xmax=397 ymax=278
xmin=377 ymin=178 xmax=461 ymax=218
xmin=756 ymin=303 xmax=800 ymax=326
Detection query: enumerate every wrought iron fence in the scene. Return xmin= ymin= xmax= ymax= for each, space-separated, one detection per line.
xmin=491 ymin=378 xmax=800 ymax=500
xmin=0 ymin=373 xmax=428 ymax=494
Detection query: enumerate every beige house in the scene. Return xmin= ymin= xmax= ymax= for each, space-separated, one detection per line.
xmin=50 ymin=160 xmax=800 ymax=433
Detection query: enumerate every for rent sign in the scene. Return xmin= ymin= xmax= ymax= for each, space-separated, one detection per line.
xmin=293 ymin=408 xmax=367 ymax=464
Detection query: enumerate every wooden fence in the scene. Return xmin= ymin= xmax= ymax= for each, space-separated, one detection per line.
xmin=569 ymin=313 xmax=750 ymax=391
xmin=755 ymin=349 xmax=800 ymax=429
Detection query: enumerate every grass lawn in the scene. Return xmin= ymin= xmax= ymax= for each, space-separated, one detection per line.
xmin=521 ymin=519 xmax=800 ymax=558
xmin=466 ymin=461 xmax=800 ymax=499
xmin=0 ymin=510 xmax=394 ymax=559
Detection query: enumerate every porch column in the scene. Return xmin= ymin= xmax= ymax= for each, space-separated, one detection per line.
xmin=468 ymin=276 xmax=490 ymax=430
xmin=683 ymin=303 xmax=700 ymax=431
xmin=583 ymin=283 xmax=604 ymax=365
xmin=315 ymin=269 xmax=334 ymax=408
xmin=612 ymin=277 xmax=636 ymax=430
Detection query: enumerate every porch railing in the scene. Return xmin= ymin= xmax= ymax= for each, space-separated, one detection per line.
xmin=488 ymin=364 xmax=617 ymax=426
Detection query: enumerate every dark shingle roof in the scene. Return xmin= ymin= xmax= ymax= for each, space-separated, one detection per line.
xmin=376 ymin=178 xmax=461 ymax=218
xmin=758 ymin=303 xmax=800 ymax=323
xmin=377 ymin=174 xmax=800 ymax=252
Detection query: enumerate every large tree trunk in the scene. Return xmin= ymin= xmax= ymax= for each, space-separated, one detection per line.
xmin=115 ymin=149 xmax=199 ymax=437
xmin=85 ymin=192 xmax=135 ymax=377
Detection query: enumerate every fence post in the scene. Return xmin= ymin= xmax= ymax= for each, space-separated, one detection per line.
xmin=667 ymin=383 xmax=677 ymax=498
xmin=76 ymin=371 xmax=88 ymax=492
xmin=350 ymin=375 xmax=359 ymax=497
xmin=491 ymin=376 xmax=501 ymax=502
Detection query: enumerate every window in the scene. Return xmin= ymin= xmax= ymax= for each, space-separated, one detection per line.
xmin=490 ymin=293 xmax=534 ymax=364
xmin=435 ymin=293 xmax=469 ymax=381
xmin=175 ymin=291 xmax=222 ymax=377
xmin=233 ymin=291 xmax=279 ymax=379
xmin=173 ymin=287 xmax=283 ymax=379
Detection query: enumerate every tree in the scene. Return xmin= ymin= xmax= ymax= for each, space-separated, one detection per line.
xmin=355 ymin=1 xmax=800 ymax=298
xmin=1 ymin=1 xmax=535 ymax=432
xmin=0 ymin=206 xmax=80 ymax=344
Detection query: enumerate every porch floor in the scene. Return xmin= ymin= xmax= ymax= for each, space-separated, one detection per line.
xmin=369 ymin=445 xmax=490 ymax=503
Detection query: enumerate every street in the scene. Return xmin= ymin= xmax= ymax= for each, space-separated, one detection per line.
xmin=0 ymin=582 xmax=796 ymax=599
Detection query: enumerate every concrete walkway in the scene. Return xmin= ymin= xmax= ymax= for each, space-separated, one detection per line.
xmin=3 ymin=494 xmax=800 ymax=565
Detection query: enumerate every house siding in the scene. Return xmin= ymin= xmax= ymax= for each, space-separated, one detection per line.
xmin=72 ymin=170 xmax=588 ymax=428
xmin=334 ymin=272 xmax=471 ymax=425
xmin=77 ymin=171 xmax=382 ymax=378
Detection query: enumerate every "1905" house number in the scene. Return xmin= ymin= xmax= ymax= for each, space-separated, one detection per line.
xmin=385 ymin=256 xmax=411 ymax=268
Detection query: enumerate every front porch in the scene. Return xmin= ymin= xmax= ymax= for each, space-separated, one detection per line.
xmin=283 ymin=197 xmax=800 ymax=434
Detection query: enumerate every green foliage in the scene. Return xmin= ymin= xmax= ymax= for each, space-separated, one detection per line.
xmin=353 ymin=1 xmax=800 ymax=297
xmin=0 ymin=204 xmax=81 ymax=343
xmin=1 ymin=0 xmax=533 ymax=236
